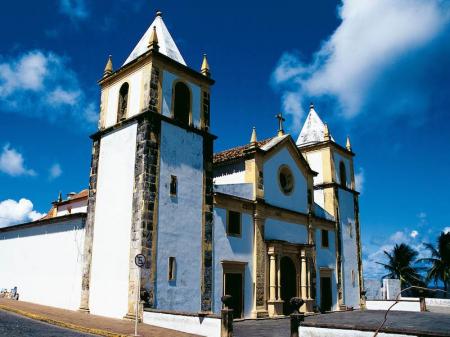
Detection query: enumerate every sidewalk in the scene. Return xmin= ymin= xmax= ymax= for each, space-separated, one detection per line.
xmin=0 ymin=298 xmax=199 ymax=337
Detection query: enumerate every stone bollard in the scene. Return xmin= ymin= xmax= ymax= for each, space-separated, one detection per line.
xmin=221 ymin=295 xmax=234 ymax=337
xmin=290 ymin=297 xmax=305 ymax=337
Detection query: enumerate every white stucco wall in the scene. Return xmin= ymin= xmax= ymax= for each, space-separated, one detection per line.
xmin=143 ymin=311 xmax=221 ymax=337
xmin=305 ymin=151 xmax=323 ymax=185
xmin=103 ymin=70 xmax=144 ymax=128
xmin=338 ymin=189 xmax=360 ymax=308
xmin=365 ymin=300 xmax=421 ymax=312
xmin=56 ymin=200 xmax=87 ymax=216
xmin=0 ymin=218 xmax=85 ymax=310
xmin=156 ymin=121 xmax=203 ymax=312
xmin=300 ymin=326 xmax=413 ymax=337
xmin=89 ymin=124 xmax=137 ymax=318
xmin=212 ymin=207 xmax=253 ymax=318
xmin=161 ymin=70 xmax=202 ymax=128
xmin=315 ymin=229 xmax=338 ymax=311
xmin=263 ymin=147 xmax=308 ymax=213
xmin=265 ymin=218 xmax=308 ymax=244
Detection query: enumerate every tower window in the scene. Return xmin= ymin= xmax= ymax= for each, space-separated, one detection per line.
xmin=351 ymin=269 xmax=356 ymax=287
xmin=117 ymin=82 xmax=129 ymax=122
xmin=168 ymin=257 xmax=176 ymax=281
xmin=321 ymin=229 xmax=329 ymax=248
xmin=227 ymin=210 xmax=241 ymax=237
xmin=170 ymin=175 xmax=177 ymax=196
xmin=173 ymin=81 xmax=191 ymax=125
xmin=339 ymin=161 xmax=347 ymax=187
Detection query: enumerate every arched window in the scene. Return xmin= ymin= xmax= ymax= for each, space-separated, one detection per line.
xmin=117 ymin=82 xmax=129 ymax=122
xmin=339 ymin=161 xmax=347 ymax=187
xmin=173 ymin=82 xmax=190 ymax=124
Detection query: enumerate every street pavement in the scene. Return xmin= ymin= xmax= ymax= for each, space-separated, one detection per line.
xmin=234 ymin=318 xmax=290 ymax=337
xmin=0 ymin=310 xmax=97 ymax=337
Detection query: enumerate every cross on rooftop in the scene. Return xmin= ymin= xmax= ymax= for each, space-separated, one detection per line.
xmin=275 ymin=113 xmax=285 ymax=136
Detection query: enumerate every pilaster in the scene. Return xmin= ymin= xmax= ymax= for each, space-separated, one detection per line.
xmin=252 ymin=206 xmax=268 ymax=318
xmin=126 ymin=66 xmax=162 ymax=318
xmin=79 ymin=138 xmax=101 ymax=313
xmin=201 ymin=128 xmax=214 ymax=312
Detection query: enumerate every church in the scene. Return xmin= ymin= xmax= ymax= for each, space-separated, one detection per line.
xmin=0 ymin=12 xmax=362 ymax=321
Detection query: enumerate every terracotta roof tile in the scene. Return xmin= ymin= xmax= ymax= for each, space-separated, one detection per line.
xmin=213 ymin=137 xmax=274 ymax=164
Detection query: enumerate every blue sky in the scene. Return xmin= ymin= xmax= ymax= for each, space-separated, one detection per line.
xmin=0 ymin=0 xmax=449 ymax=279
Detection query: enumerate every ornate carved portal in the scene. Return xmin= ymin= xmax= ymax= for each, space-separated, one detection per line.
xmin=266 ymin=242 xmax=315 ymax=317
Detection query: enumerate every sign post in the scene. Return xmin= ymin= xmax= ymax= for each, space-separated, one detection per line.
xmin=134 ymin=254 xmax=146 ymax=337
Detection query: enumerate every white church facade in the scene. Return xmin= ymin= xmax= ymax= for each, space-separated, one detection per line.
xmin=0 ymin=12 xmax=363 ymax=321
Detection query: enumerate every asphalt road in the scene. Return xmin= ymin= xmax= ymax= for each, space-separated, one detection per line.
xmin=0 ymin=310 xmax=98 ymax=337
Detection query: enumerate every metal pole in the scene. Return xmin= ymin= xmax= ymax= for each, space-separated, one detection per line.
xmin=134 ymin=267 xmax=140 ymax=337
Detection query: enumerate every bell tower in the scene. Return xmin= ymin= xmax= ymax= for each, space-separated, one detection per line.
xmin=79 ymin=11 xmax=215 ymax=319
xmin=297 ymin=104 xmax=363 ymax=310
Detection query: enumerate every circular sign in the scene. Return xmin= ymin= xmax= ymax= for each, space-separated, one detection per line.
xmin=135 ymin=254 xmax=146 ymax=268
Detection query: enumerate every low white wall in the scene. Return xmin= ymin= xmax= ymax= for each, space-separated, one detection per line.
xmin=0 ymin=217 xmax=85 ymax=310
xmin=300 ymin=326 xmax=414 ymax=337
xmin=365 ymin=300 xmax=420 ymax=312
xmin=425 ymin=298 xmax=450 ymax=307
xmin=143 ymin=311 xmax=221 ymax=337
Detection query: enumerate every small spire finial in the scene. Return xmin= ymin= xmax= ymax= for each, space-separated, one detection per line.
xmin=156 ymin=10 xmax=162 ymax=17
xmin=310 ymin=102 xmax=314 ymax=110
xmin=250 ymin=127 xmax=257 ymax=144
xmin=346 ymin=135 xmax=352 ymax=151
xmin=103 ymin=55 xmax=113 ymax=78
xmin=148 ymin=26 xmax=159 ymax=51
xmin=201 ymin=54 xmax=211 ymax=77
xmin=275 ymin=113 xmax=286 ymax=136
xmin=324 ymin=123 xmax=331 ymax=141
xmin=57 ymin=191 xmax=63 ymax=203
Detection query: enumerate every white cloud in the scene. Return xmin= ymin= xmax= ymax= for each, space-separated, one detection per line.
xmin=49 ymin=163 xmax=62 ymax=180
xmin=0 ymin=144 xmax=36 ymax=177
xmin=410 ymin=230 xmax=419 ymax=238
xmin=355 ymin=168 xmax=364 ymax=193
xmin=443 ymin=227 xmax=450 ymax=234
xmin=59 ymin=0 xmax=89 ymax=20
xmin=272 ymin=0 xmax=450 ymax=125
xmin=0 ymin=50 xmax=97 ymax=127
xmin=0 ymin=198 xmax=45 ymax=228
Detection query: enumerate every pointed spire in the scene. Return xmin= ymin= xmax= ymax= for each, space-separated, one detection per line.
xmin=103 ymin=55 xmax=113 ymax=78
xmin=346 ymin=136 xmax=352 ymax=151
xmin=148 ymin=26 xmax=159 ymax=51
xmin=57 ymin=191 xmax=63 ymax=203
xmin=324 ymin=123 xmax=331 ymax=141
xmin=201 ymin=54 xmax=211 ymax=77
xmin=310 ymin=102 xmax=315 ymax=111
xmin=250 ymin=127 xmax=257 ymax=144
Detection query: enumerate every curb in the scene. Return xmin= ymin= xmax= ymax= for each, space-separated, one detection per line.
xmin=0 ymin=305 xmax=129 ymax=337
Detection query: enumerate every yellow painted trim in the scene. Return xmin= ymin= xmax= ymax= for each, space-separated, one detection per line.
xmin=0 ymin=305 xmax=128 ymax=337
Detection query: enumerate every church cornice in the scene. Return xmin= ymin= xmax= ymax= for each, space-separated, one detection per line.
xmin=90 ymin=109 xmax=218 ymax=141
xmin=314 ymin=182 xmax=360 ymax=195
xmin=98 ymin=49 xmax=215 ymax=87
xmin=299 ymin=140 xmax=355 ymax=157
xmin=0 ymin=213 xmax=86 ymax=233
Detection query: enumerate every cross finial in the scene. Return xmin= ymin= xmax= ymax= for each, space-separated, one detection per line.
xmin=275 ymin=113 xmax=286 ymax=136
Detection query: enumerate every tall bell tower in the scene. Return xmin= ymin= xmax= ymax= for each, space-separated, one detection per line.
xmin=79 ymin=11 xmax=216 ymax=319
xmin=297 ymin=104 xmax=363 ymax=309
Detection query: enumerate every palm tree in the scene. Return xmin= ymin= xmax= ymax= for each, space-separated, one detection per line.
xmin=377 ymin=243 xmax=424 ymax=289
xmin=419 ymin=232 xmax=450 ymax=294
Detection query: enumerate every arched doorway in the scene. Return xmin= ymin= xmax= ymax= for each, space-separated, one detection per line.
xmin=280 ymin=256 xmax=297 ymax=315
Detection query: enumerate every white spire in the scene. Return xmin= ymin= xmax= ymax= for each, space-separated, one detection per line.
xmin=123 ymin=11 xmax=186 ymax=66
xmin=296 ymin=103 xmax=334 ymax=146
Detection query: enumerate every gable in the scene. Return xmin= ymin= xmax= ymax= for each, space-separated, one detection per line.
xmin=262 ymin=138 xmax=314 ymax=214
